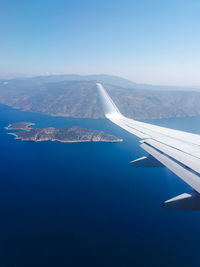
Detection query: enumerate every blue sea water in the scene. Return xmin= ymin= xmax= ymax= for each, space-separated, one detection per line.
xmin=1 ymin=104 xmax=200 ymax=267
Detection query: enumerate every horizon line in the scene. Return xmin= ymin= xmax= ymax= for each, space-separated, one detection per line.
xmin=0 ymin=72 xmax=200 ymax=88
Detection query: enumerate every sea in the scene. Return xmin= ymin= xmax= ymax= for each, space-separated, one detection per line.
xmin=1 ymin=103 xmax=200 ymax=267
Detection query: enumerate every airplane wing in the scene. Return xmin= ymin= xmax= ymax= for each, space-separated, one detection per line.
xmin=97 ymin=83 xmax=200 ymax=210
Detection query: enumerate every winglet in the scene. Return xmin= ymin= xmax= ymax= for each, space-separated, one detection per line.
xmin=96 ymin=83 xmax=122 ymax=119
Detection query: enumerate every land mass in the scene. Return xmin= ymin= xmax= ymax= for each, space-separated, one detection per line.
xmin=6 ymin=122 xmax=122 ymax=143
xmin=1 ymin=74 xmax=200 ymax=120
xmin=5 ymin=121 xmax=35 ymax=130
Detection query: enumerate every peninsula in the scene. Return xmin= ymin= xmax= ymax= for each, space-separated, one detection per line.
xmin=6 ymin=122 xmax=123 ymax=143
xmin=1 ymin=76 xmax=200 ymax=120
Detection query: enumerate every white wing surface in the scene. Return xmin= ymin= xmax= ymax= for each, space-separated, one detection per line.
xmin=97 ymin=83 xmax=200 ymax=210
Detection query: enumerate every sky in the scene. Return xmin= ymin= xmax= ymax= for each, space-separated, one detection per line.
xmin=1 ymin=0 xmax=200 ymax=85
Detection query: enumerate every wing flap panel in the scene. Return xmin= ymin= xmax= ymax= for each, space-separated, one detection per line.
xmin=143 ymin=139 xmax=200 ymax=174
xmin=141 ymin=143 xmax=200 ymax=194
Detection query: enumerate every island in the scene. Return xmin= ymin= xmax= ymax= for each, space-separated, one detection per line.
xmin=5 ymin=122 xmax=123 ymax=143
xmin=5 ymin=121 xmax=35 ymax=130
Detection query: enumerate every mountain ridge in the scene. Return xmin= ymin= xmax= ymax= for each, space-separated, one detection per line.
xmin=1 ymin=73 xmax=199 ymax=91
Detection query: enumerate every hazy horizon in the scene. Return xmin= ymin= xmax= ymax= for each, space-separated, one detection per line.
xmin=1 ymin=72 xmax=200 ymax=88
xmin=1 ymin=0 xmax=200 ymax=86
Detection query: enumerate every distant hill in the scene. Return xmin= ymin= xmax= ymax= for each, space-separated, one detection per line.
xmin=14 ymin=74 xmax=138 ymax=89
xmin=6 ymin=73 xmax=199 ymax=91
xmin=1 ymin=78 xmax=200 ymax=120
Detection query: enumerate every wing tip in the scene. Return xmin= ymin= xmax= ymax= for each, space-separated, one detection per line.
xmin=96 ymin=83 xmax=122 ymax=120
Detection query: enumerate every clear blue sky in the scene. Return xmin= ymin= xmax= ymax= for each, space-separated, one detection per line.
xmin=1 ymin=0 xmax=200 ymax=85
